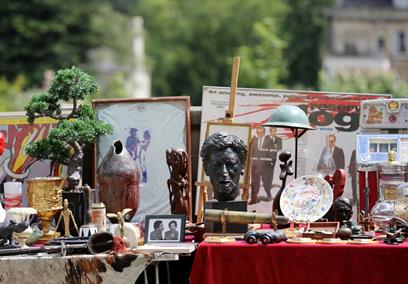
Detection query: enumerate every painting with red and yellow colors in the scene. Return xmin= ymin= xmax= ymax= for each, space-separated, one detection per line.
xmin=0 ymin=114 xmax=63 ymax=184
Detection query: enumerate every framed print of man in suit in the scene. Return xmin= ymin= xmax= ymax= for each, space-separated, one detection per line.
xmin=249 ymin=126 xmax=280 ymax=204
xmin=267 ymin=127 xmax=282 ymax=165
xmin=316 ymin=134 xmax=345 ymax=175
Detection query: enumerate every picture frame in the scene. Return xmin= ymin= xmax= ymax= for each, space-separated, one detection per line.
xmin=200 ymin=121 xmax=252 ymax=188
xmin=92 ymin=97 xmax=192 ymax=222
xmin=0 ymin=112 xmax=62 ymax=184
xmin=144 ymin=214 xmax=186 ymax=243
xmin=198 ymin=86 xmax=390 ymax=214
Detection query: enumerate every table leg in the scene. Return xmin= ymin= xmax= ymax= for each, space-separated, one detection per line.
xmin=155 ymin=263 xmax=160 ymax=284
xmin=166 ymin=261 xmax=171 ymax=284
xmin=144 ymin=268 xmax=149 ymax=284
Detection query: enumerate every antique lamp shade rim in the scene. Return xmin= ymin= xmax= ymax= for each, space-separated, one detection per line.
xmin=262 ymin=121 xmax=315 ymax=130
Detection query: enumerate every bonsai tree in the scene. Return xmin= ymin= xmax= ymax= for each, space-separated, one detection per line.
xmin=25 ymin=66 xmax=113 ymax=186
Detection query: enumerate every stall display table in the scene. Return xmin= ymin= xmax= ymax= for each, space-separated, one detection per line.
xmin=0 ymin=242 xmax=196 ymax=284
xmin=0 ymin=253 xmax=152 ymax=284
xmin=190 ymin=240 xmax=408 ymax=284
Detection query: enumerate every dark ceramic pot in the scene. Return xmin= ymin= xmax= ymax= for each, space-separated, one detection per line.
xmin=97 ymin=140 xmax=140 ymax=218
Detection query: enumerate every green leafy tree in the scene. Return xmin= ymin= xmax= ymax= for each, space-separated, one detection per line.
xmin=0 ymin=0 xmax=132 ymax=93
xmin=135 ymin=0 xmax=287 ymax=105
xmin=237 ymin=18 xmax=287 ymax=89
xmin=321 ymin=71 xmax=408 ymax=98
xmin=0 ymin=75 xmax=27 ymax=111
xmin=282 ymin=0 xmax=333 ymax=89
xmin=25 ymin=66 xmax=113 ymax=181
xmin=0 ymin=1 xmax=103 ymax=85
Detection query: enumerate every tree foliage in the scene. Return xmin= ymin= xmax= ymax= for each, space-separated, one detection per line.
xmin=134 ymin=0 xmax=287 ymax=105
xmin=0 ymin=75 xmax=27 ymax=111
xmin=237 ymin=18 xmax=287 ymax=89
xmin=281 ymin=0 xmax=334 ymax=89
xmin=321 ymin=71 xmax=408 ymax=98
xmin=25 ymin=67 xmax=113 ymax=172
xmin=0 ymin=0 xmax=102 ymax=85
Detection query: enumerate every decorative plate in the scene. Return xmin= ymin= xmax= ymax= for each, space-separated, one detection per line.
xmin=280 ymin=175 xmax=333 ymax=222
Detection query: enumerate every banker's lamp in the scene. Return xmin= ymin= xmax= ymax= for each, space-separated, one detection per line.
xmin=262 ymin=105 xmax=314 ymax=178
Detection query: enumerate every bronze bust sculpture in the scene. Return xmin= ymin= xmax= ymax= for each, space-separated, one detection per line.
xmin=333 ymin=196 xmax=353 ymax=222
xmin=200 ymin=132 xmax=247 ymax=202
xmin=333 ymin=196 xmax=363 ymax=235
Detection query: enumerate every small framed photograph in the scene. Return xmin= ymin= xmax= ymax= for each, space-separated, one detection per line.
xmin=144 ymin=214 xmax=186 ymax=243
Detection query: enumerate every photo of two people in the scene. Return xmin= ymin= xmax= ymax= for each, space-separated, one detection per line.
xmin=145 ymin=215 xmax=186 ymax=243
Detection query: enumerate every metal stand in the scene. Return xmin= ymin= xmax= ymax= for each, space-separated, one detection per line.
xmin=290 ymin=128 xmax=308 ymax=179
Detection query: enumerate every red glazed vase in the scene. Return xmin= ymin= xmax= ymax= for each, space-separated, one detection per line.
xmin=97 ymin=140 xmax=140 ymax=218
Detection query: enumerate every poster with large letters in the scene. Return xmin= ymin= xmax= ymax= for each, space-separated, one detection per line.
xmin=198 ymin=86 xmax=390 ymax=213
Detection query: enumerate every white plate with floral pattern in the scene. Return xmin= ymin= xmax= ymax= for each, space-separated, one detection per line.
xmin=280 ymin=175 xmax=333 ymax=222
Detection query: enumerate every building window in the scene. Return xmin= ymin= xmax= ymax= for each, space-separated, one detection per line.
xmin=344 ymin=42 xmax=357 ymax=55
xmin=397 ymin=31 xmax=406 ymax=54
xmin=377 ymin=37 xmax=385 ymax=52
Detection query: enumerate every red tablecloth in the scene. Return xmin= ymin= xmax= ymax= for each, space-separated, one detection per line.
xmin=190 ymin=240 xmax=408 ymax=284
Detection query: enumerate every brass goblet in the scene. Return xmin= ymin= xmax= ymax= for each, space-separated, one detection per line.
xmin=25 ymin=177 xmax=64 ymax=241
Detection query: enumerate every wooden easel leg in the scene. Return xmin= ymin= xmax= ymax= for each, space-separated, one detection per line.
xmin=197 ymin=185 xmax=207 ymax=223
xmin=242 ymin=185 xmax=249 ymax=201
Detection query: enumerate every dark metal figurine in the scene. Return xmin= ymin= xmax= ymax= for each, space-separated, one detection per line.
xmin=166 ymin=148 xmax=189 ymax=215
xmin=0 ymin=220 xmax=28 ymax=247
xmin=333 ymin=196 xmax=363 ymax=235
xmin=200 ymin=132 xmax=247 ymax=202
xmin=272 ymin=151 xmax=294 ymax=215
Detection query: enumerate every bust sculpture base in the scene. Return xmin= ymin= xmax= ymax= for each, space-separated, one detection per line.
xmin=204 ymin=201 xmax=247 ymax=233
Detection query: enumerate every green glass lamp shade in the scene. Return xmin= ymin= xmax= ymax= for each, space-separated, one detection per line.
xmin=262 ymin=105 xmax=314 ymax=130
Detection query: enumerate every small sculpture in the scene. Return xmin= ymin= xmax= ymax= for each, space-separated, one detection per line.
xmin=56 ymin=199 xmax=79 ymax=237
xmin=272 ymin=151 xmax=294 ymax=215
xmin=107 ymin=208 xmax=138 ymax=247
xmin=166 ymin=148 xmax=189 ymax=215
xmin=333 ymin=196 xmax=362 ymax=235
xmin=7 ymin=207 xmax=37 ymax=247
xmin=26 ymin=223 xmax=44 ymax=246
xmin=388 ymin=150 xmax=398 ymax=164
xmin=0 ymin=220 xmax=28 ymax=246
xmin=200 ymin=132 xmax=247 ymax=202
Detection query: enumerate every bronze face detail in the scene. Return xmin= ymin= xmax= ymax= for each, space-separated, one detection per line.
xmin=201 ymin=132 xmax=247 ymax=202
xmin=333 ymin=196 xmax=353 ymax=222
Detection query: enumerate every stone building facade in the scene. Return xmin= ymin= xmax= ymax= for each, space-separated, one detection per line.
xmin=324 ymin=0 xmax=408 ymax=81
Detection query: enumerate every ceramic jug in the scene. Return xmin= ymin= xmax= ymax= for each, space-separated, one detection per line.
xmin=97 ymin=140 xmax=140 ymax=219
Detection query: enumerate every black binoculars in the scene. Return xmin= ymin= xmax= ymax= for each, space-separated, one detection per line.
xmin=244 ymin=229 xmax=287 ymax=245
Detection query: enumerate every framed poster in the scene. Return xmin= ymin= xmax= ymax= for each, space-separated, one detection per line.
xmin=93 ymin=97 xmax=192 ymax=222
xmin=198 ymin=86 xmax=390 ymax=214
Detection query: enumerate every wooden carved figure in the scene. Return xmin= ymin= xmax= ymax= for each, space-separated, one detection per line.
xmin=166 ymin=148 xmax=189 ymax=215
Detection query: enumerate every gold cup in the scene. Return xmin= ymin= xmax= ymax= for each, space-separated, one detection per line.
xmin=25 ymin=177 xmax=64 ymax=239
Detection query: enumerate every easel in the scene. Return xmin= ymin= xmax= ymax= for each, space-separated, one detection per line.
xmin=196 ymin=56 xmax=253 ymax=223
